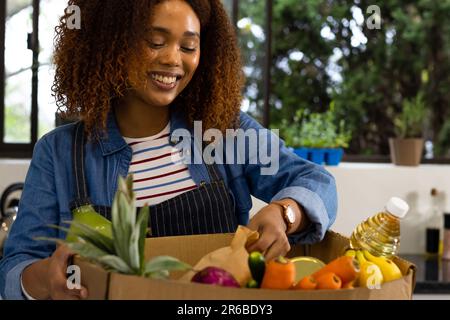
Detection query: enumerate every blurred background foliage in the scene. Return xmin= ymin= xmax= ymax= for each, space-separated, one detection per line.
xmin=4 ymin=0 xmax=450 ymax=157
xmin=237 ymin=0 xmax=450 ymax=156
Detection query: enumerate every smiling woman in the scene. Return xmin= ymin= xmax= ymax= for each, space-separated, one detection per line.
xmin=53 ymin=0 xmax=243 ymax=137
xmin=0 ymin=0 xmax=337 ymax=300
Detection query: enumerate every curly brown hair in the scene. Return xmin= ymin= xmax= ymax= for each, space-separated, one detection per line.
xmin=52 ymin=0 xmax=244 ymax=136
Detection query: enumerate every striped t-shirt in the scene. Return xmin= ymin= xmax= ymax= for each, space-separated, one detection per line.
xmin=123 ymin=123 xmax=197 ymax=207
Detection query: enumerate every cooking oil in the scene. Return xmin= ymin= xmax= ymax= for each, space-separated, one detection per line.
xmin=350 ymin=197 xmax=409 ymax=258
xmin=67 ymin=204 xmax=112 ymax=242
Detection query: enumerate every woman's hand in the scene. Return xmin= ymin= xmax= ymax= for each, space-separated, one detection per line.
xmin=22 ymin=245 xmax=88 ymax=300
xmin=246 ymin=203 xmax=292 ymax=261
xmin=246 ymin=199 xmax=309 ymax=261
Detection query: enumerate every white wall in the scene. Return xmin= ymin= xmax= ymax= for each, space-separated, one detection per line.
xmin=327 ymin=163 xmax=450 ymax=254
xmin=2 ymin=160 xmax=450 ymax=254
xmin=251 ymin=163 xmax=450 ymax=255
xmin=0 ymin=159 xmax=30 ymax=197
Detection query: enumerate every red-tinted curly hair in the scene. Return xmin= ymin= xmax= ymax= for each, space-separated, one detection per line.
xmin=52 ymin=0 xmax=244 ymax=136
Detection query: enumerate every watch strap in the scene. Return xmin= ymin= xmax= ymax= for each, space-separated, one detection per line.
xmin=271 ymin=200 xmax=294 ymax=233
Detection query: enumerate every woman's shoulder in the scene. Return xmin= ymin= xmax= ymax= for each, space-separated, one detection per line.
xmin=33 ymin=122 xmax=78 ymax=154
xmin=238 ymin=111 xmax=265 ymax=130
xmin=42 ymin=121 xmax=78 ymax=139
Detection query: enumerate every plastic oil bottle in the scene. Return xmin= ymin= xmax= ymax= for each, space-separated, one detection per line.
xmin=350 ymin=197 xmax=410 ymax=258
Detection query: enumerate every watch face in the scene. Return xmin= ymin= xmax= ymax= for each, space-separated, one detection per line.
xmin=286 ymin=206 xmax=295 ymax=223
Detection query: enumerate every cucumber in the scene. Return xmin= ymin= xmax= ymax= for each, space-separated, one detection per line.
xmin=248 ymin=251 xmax=266 ymax=285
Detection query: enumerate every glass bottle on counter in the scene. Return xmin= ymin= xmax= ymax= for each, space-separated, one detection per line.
xmin=443 ymin=213 xmax=450 ymax=260
xmin=350 ymin=197 xmax=410 ymax=258
xmin=425 ymin=189 xmax=442 ymax=256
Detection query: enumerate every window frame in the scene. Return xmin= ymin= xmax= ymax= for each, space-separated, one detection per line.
xmin=0 ymin=0 xmax=39 ymax=159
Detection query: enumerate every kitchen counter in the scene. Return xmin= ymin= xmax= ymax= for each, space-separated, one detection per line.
xmin=401 ymin=254 xmax=450 ymax=295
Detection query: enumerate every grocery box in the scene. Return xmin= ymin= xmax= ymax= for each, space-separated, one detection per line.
xmin=74 ymin=231 xmax=416 ymax=300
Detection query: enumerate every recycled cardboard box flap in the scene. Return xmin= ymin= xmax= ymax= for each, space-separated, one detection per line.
xmin=74 ymin=231 xmax=416 ymax=300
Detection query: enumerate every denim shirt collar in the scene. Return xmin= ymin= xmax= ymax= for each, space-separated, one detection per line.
xmin=97 ymin=106 xmax=189 ymax=156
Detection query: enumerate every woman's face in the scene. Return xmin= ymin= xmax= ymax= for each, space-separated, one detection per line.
xmin=130 ymin=0 xmax=201 ymax=107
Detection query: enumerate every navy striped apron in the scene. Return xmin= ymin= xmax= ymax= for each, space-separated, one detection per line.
xmin=70 ymin=121 xmax=238 ymax=237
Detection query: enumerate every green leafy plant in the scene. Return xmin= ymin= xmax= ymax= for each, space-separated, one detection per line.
xmin=280 ymin=102 xmax=352 ymax=148
xmin=36 ymin=175 xmax=191 ymax=278
xmin=394 ymin=92 xmax=427 ymax=139
xmin=437 ymin=118 xmax=450 ymax=157
xmin=279 ymin=109 xmax=304 ymax=148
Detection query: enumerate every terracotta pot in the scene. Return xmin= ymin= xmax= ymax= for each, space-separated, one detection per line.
xmin=388 ymin=138 xmax=424 ymax=166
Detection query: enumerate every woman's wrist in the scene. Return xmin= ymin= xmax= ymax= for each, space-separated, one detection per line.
xmin=269 ymin=198 xmax=310 ymax=235
xmin=21 ymin=258 xmax=51 ymax=300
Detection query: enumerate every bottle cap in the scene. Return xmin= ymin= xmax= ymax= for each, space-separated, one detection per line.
xmin=444 ymin=213 xmax=450 ymax=229
xmin=385 ymin=197 xmax=409 ymax=218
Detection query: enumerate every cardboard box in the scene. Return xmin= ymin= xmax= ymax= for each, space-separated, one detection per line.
xmin=74 ymin=231 xmax=416 ymax=300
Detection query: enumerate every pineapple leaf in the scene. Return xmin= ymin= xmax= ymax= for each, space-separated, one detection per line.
xmin=112 ymin=190 xmax=131 ymax=266
xmin=147 ymin=270 xmax=170 ymax=280
xmin=138 ymin=206 xmax=149 ymax=270
xmin=65 ymin=241 xmax=110 ymax=260
xmin=98 ymin=255 xmax=133 ymax=274
xmin=33 ymin=236 xmax=67 ymax=246
xmin=47 ymin=224 xmax=73 ymax=239
xmin=126 ymin=175 xmax=134 ymax=199
xmin=126 ymin=175 xmax=137 ymax=228
xmin=111 ymin=198 xmax=122 ymax=252
xmin=129 ymin=223 xmax=141 ymax=272
xmin=34 ymin=237 xmax=108 ymax=261
xmin=144 ymin=256 xmax=192 ymax=275
xmin=63 ymin=221 xmax=115 ymax=254
xmin=128 ymin=205 xmax=149 ymax=273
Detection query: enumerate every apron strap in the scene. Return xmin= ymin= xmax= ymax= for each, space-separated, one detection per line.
xmin=70 ymin=121 xmax=91 ymax=210
xmin=205 ymin=162 xmax=222 ymax=183
xmin=201 ymin=142 xmax=222 ymax=183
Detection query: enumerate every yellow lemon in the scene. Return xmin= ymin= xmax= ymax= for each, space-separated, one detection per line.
xmin=291 ymin=256 xmax=326 ymax=283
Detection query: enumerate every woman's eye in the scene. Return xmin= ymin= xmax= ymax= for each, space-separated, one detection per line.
xmin=149 ymin=42 xmax=164 ymax=48
xmin=181 ymin=47 xmax=197 ymax=52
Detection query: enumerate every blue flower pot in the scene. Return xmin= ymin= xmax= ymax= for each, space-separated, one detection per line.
xmin=293 ymin=147 xmax=308 ymax=159
xmin=308 ymin=148 xmax=326 ymax=165
xmin=325 ymin=148 xmax=344 ymax=166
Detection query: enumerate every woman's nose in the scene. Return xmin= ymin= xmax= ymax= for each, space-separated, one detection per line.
xmin=159 ymin=45 xmax=182 ymax=66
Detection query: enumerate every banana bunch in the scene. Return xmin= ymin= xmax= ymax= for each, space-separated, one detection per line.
xmin=345 ymin=249 xmax=403 ymax=289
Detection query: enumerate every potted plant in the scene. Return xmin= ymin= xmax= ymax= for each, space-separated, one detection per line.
xmin=389 ymin=92 xmax=427 ymax=166
xmin=280 ymin=103 xmax=352 ymax=165
xmin=298 ymin=112 xmax=331 ymax=164
xmin=279 ymin=110 xmax=309 ymax=159
xmin=326 ymin=119 xmax=352 ymax=165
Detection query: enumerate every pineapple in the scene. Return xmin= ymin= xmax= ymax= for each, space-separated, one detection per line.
xmin=37 ymin=175 xmax=191 ymax=278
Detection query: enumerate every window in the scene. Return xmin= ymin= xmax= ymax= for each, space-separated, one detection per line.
xmin=1 ymin=0 xmax=64 ymax=158
xmin=38 ymin=0 xmax=66 ymax=139
xmin=237 ymin=1 xmax=450 ymax=162
xmin=2 ymin=1 xmax=449 ymax=161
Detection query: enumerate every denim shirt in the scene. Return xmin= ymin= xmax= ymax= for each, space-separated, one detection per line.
xmin=0 ymin=109 xmax=337 ymax=299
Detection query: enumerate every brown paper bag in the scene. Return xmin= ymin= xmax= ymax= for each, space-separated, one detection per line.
xmin=180 ymin=226 xmax=259 ymax=286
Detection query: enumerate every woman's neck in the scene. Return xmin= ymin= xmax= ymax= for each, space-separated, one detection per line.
xmin=114 ymin=94 xmax=170 ymax=138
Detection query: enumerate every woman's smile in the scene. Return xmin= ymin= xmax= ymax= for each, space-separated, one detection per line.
xmin=149 ymin=71 xmax=184 ymax=91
